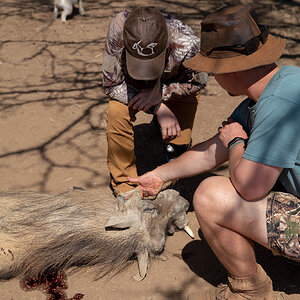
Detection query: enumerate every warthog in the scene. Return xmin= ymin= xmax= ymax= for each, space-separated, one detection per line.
xmin=53 ymin=0 xmax=86 ymax=22
xmin=0 ymin=188 xmax=192 ymax=282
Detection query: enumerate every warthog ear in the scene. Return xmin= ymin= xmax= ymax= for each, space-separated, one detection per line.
xmin=105 ymin=213 xmax=138 ymax=229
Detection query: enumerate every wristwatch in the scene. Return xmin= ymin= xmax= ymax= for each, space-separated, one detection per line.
xmin=227 ymin=137 xmax=248 ymax=149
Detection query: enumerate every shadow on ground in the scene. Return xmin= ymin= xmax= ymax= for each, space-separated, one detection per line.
xmin=135 ymin=121 xmax=300 ymax=296
xmin=182 ymin=235 xmax=300 ymax=294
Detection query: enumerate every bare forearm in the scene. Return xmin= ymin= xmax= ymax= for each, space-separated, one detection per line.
xmin=229 ymin=143 xmax=282 ymax=200
xmin=228 ymin=142 xmax=261 ymax=200
xmin=156 ymin=134 xmax=228 ymax=182
xmin=128 ymin=134 xmax=229 ymax=198
xmin=228 ymin=142 xmax=245 ymax=194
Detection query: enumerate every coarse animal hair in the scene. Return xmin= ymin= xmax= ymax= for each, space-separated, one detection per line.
xmin=0 ymin=188 xmax=190 ymax=282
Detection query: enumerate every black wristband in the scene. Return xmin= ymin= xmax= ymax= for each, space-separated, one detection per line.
xmin=146 ymin=103 xmax=160 ymax=115
xmin=227 ymin=137 xmax=248 ymax=149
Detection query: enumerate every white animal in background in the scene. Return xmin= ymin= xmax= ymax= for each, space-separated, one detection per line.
xmin=53 ymin=0 xmax=86 ymax=23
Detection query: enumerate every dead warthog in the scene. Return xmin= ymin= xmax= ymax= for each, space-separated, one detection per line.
xmin=0 ymin=188 xmax=192 ymax=282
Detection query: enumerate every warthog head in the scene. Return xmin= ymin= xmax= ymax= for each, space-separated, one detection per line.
xmin=105 ymin=188 xmax=191 ymax=280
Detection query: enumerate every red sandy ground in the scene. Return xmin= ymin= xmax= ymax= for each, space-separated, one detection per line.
xmin=0 ymin=0 xmax=299 ymax=299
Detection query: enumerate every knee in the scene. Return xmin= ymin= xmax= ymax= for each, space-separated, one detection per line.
xmin=193 ymin=176 xmax=227 ymax=220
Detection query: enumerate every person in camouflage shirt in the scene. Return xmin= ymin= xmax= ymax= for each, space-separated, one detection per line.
xmin=102 ymin=6 xmax=207 ymax=196
xmin=129 ymin=5 xmax=300 ymax=300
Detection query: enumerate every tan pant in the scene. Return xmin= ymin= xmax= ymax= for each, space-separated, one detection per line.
xmin=106 ymin=92 xmax=200 ymax=195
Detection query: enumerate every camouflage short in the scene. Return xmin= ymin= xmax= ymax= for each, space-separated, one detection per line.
xmin=266 ymin=192 xmax=300 ymax=262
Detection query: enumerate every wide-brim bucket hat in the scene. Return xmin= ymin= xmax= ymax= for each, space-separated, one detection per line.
xmin=183 ymin=5 xmax=286 ymax=74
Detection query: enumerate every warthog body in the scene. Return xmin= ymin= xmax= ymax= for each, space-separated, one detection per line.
xmin=53 ymin=0 xmax=86 ymax=22
xmin=0 ymin=189 xmax=189 ymax=281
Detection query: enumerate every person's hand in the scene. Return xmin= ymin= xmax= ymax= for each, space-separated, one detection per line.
xmin=218 ymin=118 xmax=248 ymax=148
xmin=128 ymin=169 xmax=165 ymax=198
xmin=156 ymin=103 xmax=181 ymax=140
xmin=128 ymin=80 xmax=161 ymax=112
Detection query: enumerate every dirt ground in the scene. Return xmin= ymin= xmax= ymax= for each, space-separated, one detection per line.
xmin=0 ymin=0 xmax=299 ymax=299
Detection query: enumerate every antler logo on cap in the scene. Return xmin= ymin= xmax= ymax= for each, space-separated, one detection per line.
xmin=132 ymin=40 xmax=158 ymax=57
xmin=123 ymin=6 xmax=169 ymax=80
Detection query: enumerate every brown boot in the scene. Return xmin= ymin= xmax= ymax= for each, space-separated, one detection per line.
xmin=274 ymin=292 xmax=300 ymax=300
xmin=187 ymin=264 xmax=274 ymax=299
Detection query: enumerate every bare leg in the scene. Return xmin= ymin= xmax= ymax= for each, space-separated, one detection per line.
xmin=193 ymin=176 xmax=269 ymax=277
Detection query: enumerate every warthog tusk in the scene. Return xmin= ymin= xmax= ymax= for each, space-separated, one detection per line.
xmin=183 ymin=225 xmax=195 ymax=239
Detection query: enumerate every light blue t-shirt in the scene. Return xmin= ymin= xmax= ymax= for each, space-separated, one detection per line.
xmin=231 ymin=66 xmax=300 ymax=197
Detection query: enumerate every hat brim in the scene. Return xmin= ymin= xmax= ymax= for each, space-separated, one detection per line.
xmin=126 ymin=48 xmax=167 ymax=80
xmin=183 ymin=35 xmax=286 ymax=74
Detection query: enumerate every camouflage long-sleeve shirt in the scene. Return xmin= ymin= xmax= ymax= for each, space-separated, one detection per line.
xmin=102 ymin=10 xmax=208 ymax=105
